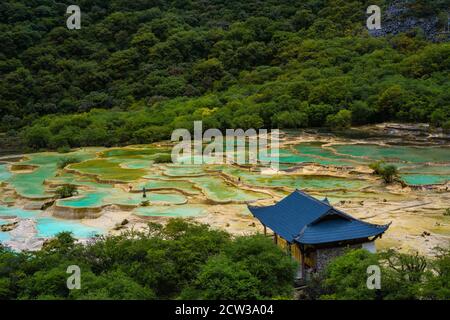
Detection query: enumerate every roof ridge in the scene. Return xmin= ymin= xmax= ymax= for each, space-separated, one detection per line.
xmin=309 ymin=208 xmax=353 ymax=225
xmin=294 ymin=189 xmax=332 ymax=208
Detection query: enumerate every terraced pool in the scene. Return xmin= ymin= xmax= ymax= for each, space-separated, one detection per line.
xmin=400 ymin=174 xmax=449 ymax=185
xmin=0 ymin=205 xmax=38 ymax=219
xmin=189 ymin=176 xmax=270 ymax=202
xmin=0 ymin=164 xmax=12 ymax=182
xmin=36 ymin=217 xmax=102 ymax=238
xmin=134 ymin=179 xmax=201 ymax=195
xmin=8 ymin=150 xmax=99 ymax=198
xmin=0 ymin=205 xmax=102 ymax=241
xmin=0 ymin=232 xmax=10 ymax=241
xmin=57 ymin=191 xmax=108 ymax=208
xmin=221 ymin=166 xmax=370 ymax=190
xmin=285 ymin=142 xmax=450 ymax=186
xmin=0 ymin=139 xmax=448 ymax=227
xmin=331 ymin=144 xmax=450 ymax=164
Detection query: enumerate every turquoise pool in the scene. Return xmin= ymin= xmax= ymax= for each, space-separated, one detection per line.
xmin=8 ymin=150 xmax=97 ymax=198
xmin=0 ymin=205 xmax=38 ymax=219
xmin=0 ymin=205 xmax=103 ymax=241
xmin=190 ymin=176 xmax=270 ymax=202
xmin=401 ymin=174 xmax=449 ymax=185
xmin=0 ymin=218 xmax=11 ymax=226
xmin=57 ymin=191 xmax=108 ymax=208
xmin=0 ymin=164 xmax=12 ymax=182
xmin=107 ymin=191 xmax=187 ymax=206
xmin=221 ymin=166 xmax=370 ymax=190
xmin=293 ymin=143 xmax=365 ymax=166
xmin=0 ymin=232 xmax=10 ymax=242
xmin=36 ymin=217 xmax=102 ymax=238
xmin=331 ymin=144 xmax=450 ymax=164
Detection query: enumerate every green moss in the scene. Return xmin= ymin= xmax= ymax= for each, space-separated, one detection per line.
xmin=100 ymin=148 xmax=171 ymax=159
xmin=70 ymin=159 xmax=146 ymax=182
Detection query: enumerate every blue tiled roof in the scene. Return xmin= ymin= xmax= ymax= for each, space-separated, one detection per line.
xmin=248 ymin=190 xmax=330 ymax=242
xmin=248 ymin=190 xmax=389 ymax=245
xmin=296 ymin=217 xmax=390 ymax=245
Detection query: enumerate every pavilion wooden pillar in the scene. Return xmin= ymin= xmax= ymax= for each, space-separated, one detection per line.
xmin=300 ymin=244 xmax=306 ymax=280
xmin=263 ymin=225 xmax=267 ymax=236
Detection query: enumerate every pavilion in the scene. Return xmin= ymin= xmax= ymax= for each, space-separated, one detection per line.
xmin=248 ymin=189 xmax=390 ymax=279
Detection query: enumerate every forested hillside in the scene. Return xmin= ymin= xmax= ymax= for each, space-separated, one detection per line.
xmin=0 ymin=0 xmax=449 ymax=150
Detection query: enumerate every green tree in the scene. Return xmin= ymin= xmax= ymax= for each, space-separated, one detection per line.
xmin=183 ymin=255 xmax=261 ymax=299
xmin=380 ymin=165 xmax=399 ymax=184
xmin=326 ymin=110 xmax=352 ymax=130
xmin=191 ymin=58 xmax=225 ymax=91
xmin=232 ymin=115 xmax=264 ymax=130
xmin=369 ymin=162 xmax=400 ymax=184
xmin=319 ymin=249 xmax=380 ymax=300
xmin=55 ymin=185 xmax=78 ymax=199
xmin=273 ymin=111 xmax=308 ymax=128
xmin=57 ymin=157 xmax=81 ymax=169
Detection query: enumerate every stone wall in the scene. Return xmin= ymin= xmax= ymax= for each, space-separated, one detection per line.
xmin=315 ymin=243 xmax=363 ymax=272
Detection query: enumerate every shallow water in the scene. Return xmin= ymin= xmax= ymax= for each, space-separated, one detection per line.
xmin=189 ymin=176 xmax=270 ymax=202
xmin=57 ymin=191 xmax=108 ymax=208
xmin=221 ymin=166 xmax=369 ymax=190
xmin=57 ymin=187 xmax=187 ymax=207
xmin=331 ymin=144 xmax=450 ymax=164
xmin=401 ymin=174 xmax=449 ymax=185
xmin=70 ymin=159 xmax=146 ymax=182
xmin=0 ymin=164 xmax=12 ymax=182
xmin=135 ymin=179 xmax=201 ymax=195
xmin=293 ymin=143 xmax=365 ymax=166
xmin=0 ymin=205 xmax=101 ymax=240
xmin=163 ymin=165 xmax=205 ymax=177
xmin=4 ymin=140 xmax=449 ymax=215
xmin=108 ymin=191 xmax=187 ymax=206
xmin=285 ymin=142 xmax=450 ymax=186
xmin=36 ymin=217 xmax=102 ymax=238
xmin=0 ymin=232 xmax=10 ymax=241
xmin=8 ymin=150 xmax=97 ymax=198
xmin=0 ymin=205 xmax=39 ymax=219
xmin=400 ymin=165 xmax=450 ymax=175
xmin=122 ymin=160 xmax=154 ymax=169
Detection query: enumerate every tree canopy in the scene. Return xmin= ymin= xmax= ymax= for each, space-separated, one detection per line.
xmin=0 ymin=0 xmax=448 ymax=150
xmin=0 ymin=219 xmax=297 ymax=300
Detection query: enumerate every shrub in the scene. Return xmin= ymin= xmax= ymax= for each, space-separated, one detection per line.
xmin=380 ymin=165 xmax=399 ymax=184
xmin=55 ymin=185 xmax=78 ymax=199
xmin=153 ymin=153 xmax=172 ymax=163
xmin=369 ymin=161 xmax=399 ymax=184
xmin=57 ymin=157 xmax=82 ymax=169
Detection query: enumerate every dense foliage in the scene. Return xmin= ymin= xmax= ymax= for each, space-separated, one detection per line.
xmin=304 ymin=247 xmax=450 ymax=300
xmin=0 ymin=219 xmax=297 ymax=299
xmin=0 ymin=0 xmax=449 ymax=150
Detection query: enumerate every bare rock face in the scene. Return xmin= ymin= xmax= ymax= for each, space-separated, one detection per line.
xmin=23 ymin=202 xmax=46 ymax=210
xmin=0 ymin=221 xmax=18 ymax=232
xmin=369 ymin=0 xmax=449 ymax=42
xmin=3 ymin=219 xmax=44 ymax=251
